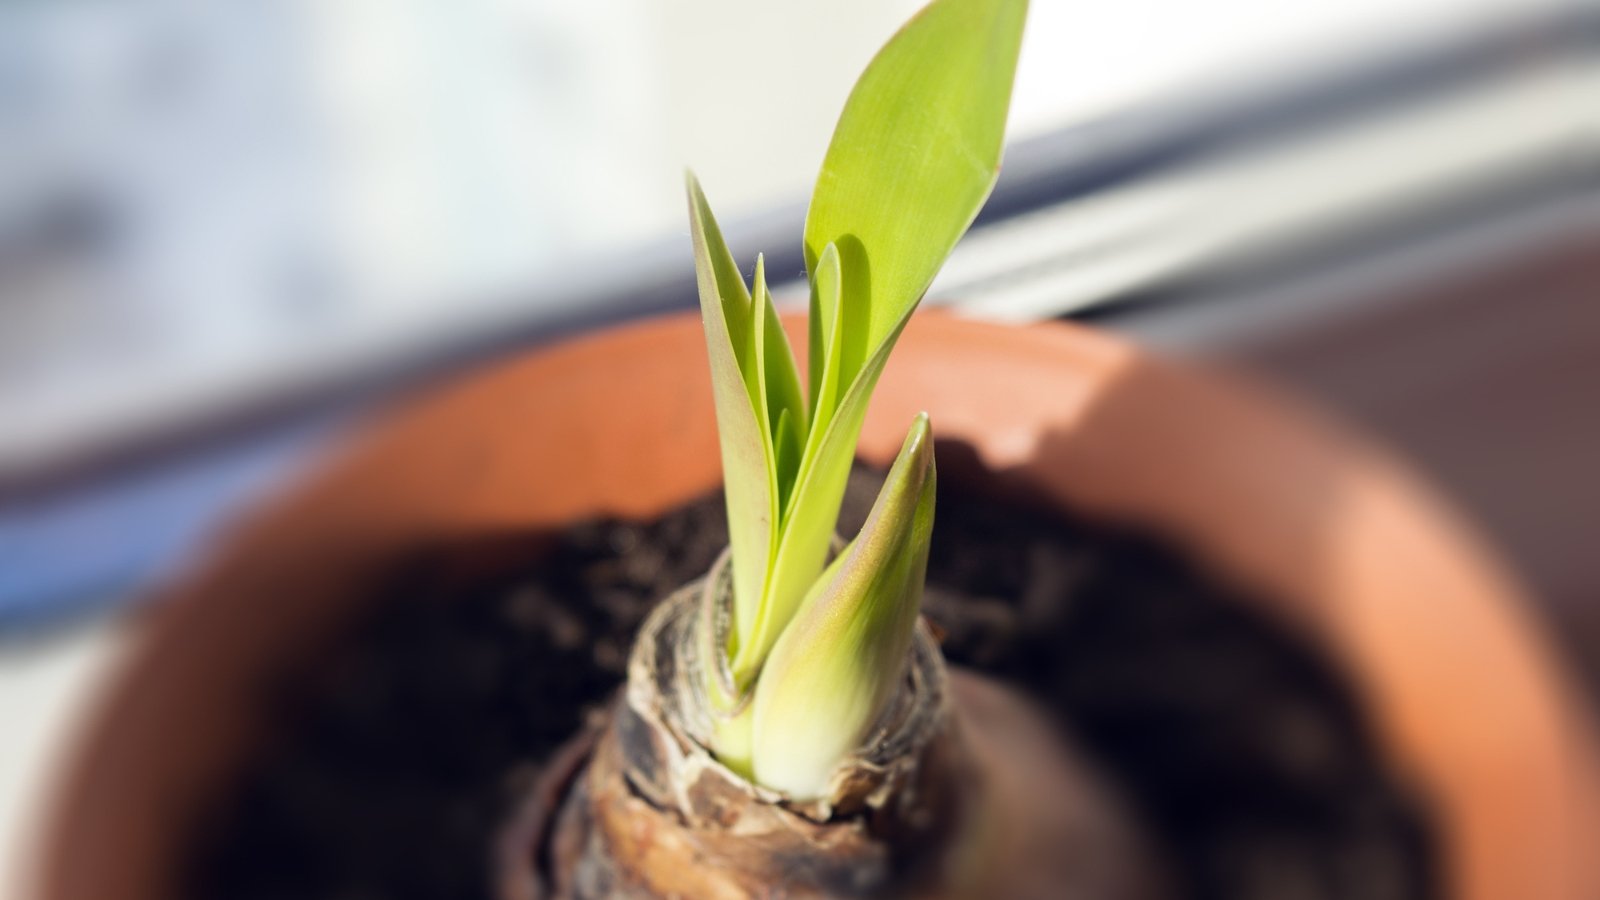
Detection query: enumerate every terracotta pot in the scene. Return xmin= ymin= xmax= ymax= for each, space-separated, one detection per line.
xmin=32 ymin=312 xmax=1600 ymax=900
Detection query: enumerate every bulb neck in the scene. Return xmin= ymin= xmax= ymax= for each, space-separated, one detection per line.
xmin=554 ymin=558 xmax=969 ymax=897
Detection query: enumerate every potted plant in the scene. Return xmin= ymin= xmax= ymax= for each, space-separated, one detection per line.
xmin=34 ymin=0 xmax=1600 ymax=898
xmin=493 ymin=0 xmax=1163 ymax=883
xmin=504 ymin=1 xmax=1166 ymax=893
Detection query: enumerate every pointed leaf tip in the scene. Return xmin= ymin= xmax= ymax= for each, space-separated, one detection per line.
xmin=804 ymin=0 xmax=1027 ymax=361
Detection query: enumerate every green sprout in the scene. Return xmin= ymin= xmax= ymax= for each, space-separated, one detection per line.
xmin=688 ymin=0 xmax=1027 ymax=795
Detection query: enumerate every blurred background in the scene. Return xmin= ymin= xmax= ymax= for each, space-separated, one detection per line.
xmin=2 ymin=0 xmax=1597 ymax=894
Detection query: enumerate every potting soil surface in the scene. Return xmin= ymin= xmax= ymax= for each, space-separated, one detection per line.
xmin=187 ymin=460 xmax=1436 ymax=900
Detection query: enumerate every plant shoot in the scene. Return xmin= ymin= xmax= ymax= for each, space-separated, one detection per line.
xmin=689 ymin=0 xmax=1027 ymax=794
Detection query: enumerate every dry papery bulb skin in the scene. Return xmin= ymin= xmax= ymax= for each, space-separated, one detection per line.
xmin=496 ymin=557 xmax=1171 ymax=900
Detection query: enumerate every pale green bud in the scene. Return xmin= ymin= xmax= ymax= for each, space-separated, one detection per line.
xmin=750 ymin=414 xmax=936 ymax=798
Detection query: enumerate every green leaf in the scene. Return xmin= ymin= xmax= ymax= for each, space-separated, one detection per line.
xmin=804 ymin=0 xmax=1027 ymax=389
xmin=751 ymin=414 xmax=937 ymax=799
xmin=731 ymin=286 xmax=912 ymax=683
xmin=728 ymin=0 xmax=1025 ymax=682
xmin=687 ymin=173 xmax=772 ymax=647
xmin=806 ymin=243 xmax=846 ymax=436
xmin=751 ymin=255 xmax=807 ymax=525
xmin=772 ymin=408 xmax=800 ymax=520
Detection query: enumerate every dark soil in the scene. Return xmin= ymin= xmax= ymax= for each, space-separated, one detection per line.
xmin=186 ymin=460 xmax=1436 ymax=900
